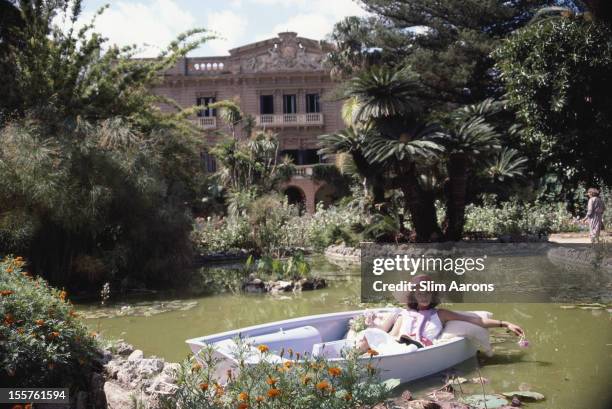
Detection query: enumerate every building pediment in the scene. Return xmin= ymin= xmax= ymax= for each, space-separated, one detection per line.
xmin=232 ymin=32 xmax=326 ymax=73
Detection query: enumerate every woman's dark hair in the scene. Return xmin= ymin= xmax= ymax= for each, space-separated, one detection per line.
xmin=406 ymin=290 xmax=440 ymax=311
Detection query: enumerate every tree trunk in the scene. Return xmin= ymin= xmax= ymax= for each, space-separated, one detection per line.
xmin=444 ymin=153 xmax=468 ymax=241
xmin=401 ymin=164 xmax=442 ymax=242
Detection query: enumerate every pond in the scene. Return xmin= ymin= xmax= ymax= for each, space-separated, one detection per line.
xmin=77 ymin=256 xmax=612 ymax=409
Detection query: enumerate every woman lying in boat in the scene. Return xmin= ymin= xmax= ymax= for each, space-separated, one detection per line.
xmin=354 ymin=275 xmax=525 ymax=355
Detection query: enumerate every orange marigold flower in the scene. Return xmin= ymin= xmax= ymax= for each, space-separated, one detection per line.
xmin=267 ymin=388 xmax=281 ymax=398
xmin=191 ymin=363 xmax=202 ymax=373
xmin=69 ymin=310 xmax=78 ymax=317
xmin=367 ymin=348 xmax=379 ymax=357
xmin=315 ymin=380 xmax=330 ymax=391
xmin=0 ymin=290 xmax=13 ymax=296
xmin=344 ymin=392 xmax=352 ymax=401
xmin=58 ymin=290 xmax=67 ymax=301
xmin=237 ymin=403 xmax=249 ymax=409
xmin=49 ymin=331 xmax=60 ymax=339
xmin=255 ymin=396 xmax=265 ymax=403
xmin=238 ymin=392 xmax=249 ymax=401
xmin=4 ymin=314 xmax=14 ymax=326
xmin=327 ymin=366 xmax=342 ymax=377
xmin=6 ymin=267 xmax=13 ymax=273
xmin=199 ymin=383 xmax=209 ymax=391
xmin=266 ymin=376 xmax=277 ymax=386
xmin=301 ymin=375 xmax=312 ymax=385
xmin=35 ymin=319 xmax=44 ymax=326
xmin=257 ymin=344 xmax=269 ymax=353
xmin=214 ymin=383 xmax=224 ymax=396
xmin=283 ymin=361 xmax=293 ymax=369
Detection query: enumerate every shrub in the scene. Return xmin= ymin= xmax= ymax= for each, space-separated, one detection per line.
xmin=192 ymin=216 xmax=253 ymax=254
xmin=0 ymin=256 xmax=100 ymax=389
xmin=464 ymin=197 xmax=580 ymax=237
xmin=163 ymin=340 xmax=396 ymax=409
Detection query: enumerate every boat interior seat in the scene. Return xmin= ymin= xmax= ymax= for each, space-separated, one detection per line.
xmin=312 ymin=338 xmax=356 ymax=359
xmin=245 ymin=325 xmax=322 ymax=356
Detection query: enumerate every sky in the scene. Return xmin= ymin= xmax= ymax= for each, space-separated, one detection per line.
xmin=73 ymin=0 xmax=369 ymax=57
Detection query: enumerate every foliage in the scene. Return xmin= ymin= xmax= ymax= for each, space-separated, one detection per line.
xmin=493 ymin=17 xmax=612 ymax=189
xmin=248 ymin=195 xmax=298 ymax=256
xmin=0 ymin=1 xmax=212 ymax=289
xmin=0 ymin=256 xmax=100 ymax=389
xmin=211 ymin=131 xmax=294 ymax=196
xmin=464 ymin=195 xmax=581 ymax=237
xmin=325 ymin=0 xmax=555 ymax=112
xmin=192 ymin=216 xmax=252 ymax=254
xmin=249 ymin=253 xmax=312 ymax=281
xmin=162 ymin=341 xmax=395 ymax=409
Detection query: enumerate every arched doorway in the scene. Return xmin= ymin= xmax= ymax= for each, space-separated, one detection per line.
xmin=284 ymin=186 xmax=306 ymax=213
xmin=314 ymin=184 xmax=337 ymax=209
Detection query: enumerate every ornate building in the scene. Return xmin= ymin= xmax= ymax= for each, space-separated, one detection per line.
xmin=153 ymin=32 xmax=344 ymax=213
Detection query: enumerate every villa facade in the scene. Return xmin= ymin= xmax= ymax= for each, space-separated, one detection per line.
xmin=153 ymin=32 xmax=344 ymax=213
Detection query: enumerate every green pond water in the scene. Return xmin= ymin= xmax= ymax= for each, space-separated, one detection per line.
xmin=77 ymin=257 xmax=612 ymax=409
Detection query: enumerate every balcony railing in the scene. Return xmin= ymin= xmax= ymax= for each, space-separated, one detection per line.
xmin=256 ymin=113 xmax=324 ymax=127
xmin=294 ymin=165 xmax=315 ymax=178
xmin=193 ymin=117 xmax=217 ymax=130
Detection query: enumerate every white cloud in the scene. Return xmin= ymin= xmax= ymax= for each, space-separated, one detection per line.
xmin=77 ymin=0 xmax=198 ymax=57
xmin=205 ymin=10 xmax=248 ymax=55
xmin=255 ymin=0 xmax=368 ymax=42
xmin=263 ymin=13 xmax=332 ymax=41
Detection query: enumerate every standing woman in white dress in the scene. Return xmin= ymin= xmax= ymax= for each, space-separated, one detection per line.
xmin=582 ymin=187 xmax=606 ymax=243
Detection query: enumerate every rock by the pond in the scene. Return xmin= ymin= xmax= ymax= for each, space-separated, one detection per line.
xmin=296 ymin=277 xmax=327 ymax=291
xmin=128 ymin=349 xmax=144 ymax=361
xmin=242 ymin=277 xmax=266 ymax=293
xmin=114 ymin=340 xmax=135 ymax=356
xmin=101 ymin=341 xmax=180 ymax=409
xmin=266 ymin=280 xmax=294 ymax=294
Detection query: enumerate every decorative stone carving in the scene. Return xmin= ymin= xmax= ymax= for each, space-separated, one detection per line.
xmin=242 ymin=34 xmax=323 ymax=73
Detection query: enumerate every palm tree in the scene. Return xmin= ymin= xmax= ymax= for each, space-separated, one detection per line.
xmin=323 ymin=65 xmax=449 ymax=240
xmin=436 ymin=99 xmax=501 ymax=241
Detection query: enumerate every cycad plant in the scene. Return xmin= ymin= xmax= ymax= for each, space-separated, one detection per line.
xmin=320 ymin=65 xmax=444 ymax=241
xmin=435 ymin=99 xmax=502 ymax=240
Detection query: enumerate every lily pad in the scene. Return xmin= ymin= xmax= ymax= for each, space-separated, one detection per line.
xmin=459 ymin=394 xmax=508 ymax=409
xmin=382 ymin=378 xmax=401 ymax=391
xmin=502 ymin=391 xmax=545 ymax=401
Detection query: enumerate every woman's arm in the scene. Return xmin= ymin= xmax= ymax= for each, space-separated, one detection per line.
xmin=438 ymin=309 xmax=524 ymax=337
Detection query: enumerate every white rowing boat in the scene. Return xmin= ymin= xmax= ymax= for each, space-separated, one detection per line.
xmin=185 ymin=308 xmax=479 ymax=383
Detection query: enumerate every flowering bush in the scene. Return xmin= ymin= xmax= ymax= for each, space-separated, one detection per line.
xmin=464 ymin=197 xmax=580 ymax=237
xmin=192 ymin=203 xmax=365 ymax=255
xmin=285 ymin=203 xmax=365 ymax=251
xmin=192 ymin=216 xmax=253 ymax=254
xmin=0 ymin=256 xmax=100 ymax=388
xmin=163 ymin=340 xmax=396 ymax=409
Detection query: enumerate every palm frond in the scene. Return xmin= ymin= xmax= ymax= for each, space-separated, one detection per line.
xmin=485 ymin=148 xmax=528 ymax=181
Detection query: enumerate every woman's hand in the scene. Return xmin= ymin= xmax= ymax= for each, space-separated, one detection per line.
xmin=506 ymin=322 xmax=524 ymax=337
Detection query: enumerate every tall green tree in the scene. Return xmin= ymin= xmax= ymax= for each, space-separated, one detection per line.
xmin=326 ymin=0 xmax=562 ymax=115
xmin=493 ymin=15 xmax=612 ymax=192
xmin=0 ymin=1 xmax=212 ymax=289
